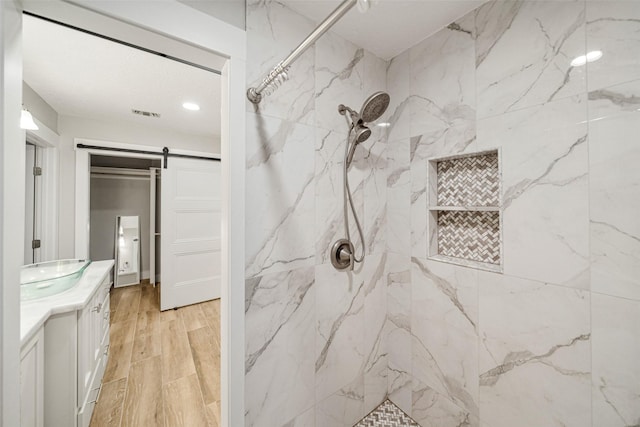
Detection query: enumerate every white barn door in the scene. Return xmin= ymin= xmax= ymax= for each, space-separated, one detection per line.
xmin=160 ymin=157 xmax=221 ymax=311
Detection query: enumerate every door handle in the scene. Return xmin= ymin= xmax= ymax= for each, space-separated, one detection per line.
xmin=88 ymin=384 xmax=102 ymax=404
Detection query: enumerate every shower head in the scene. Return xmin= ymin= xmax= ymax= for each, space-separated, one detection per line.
xmin=346 ymin=124 xmax=371 ymax=166
xmin=359 ymin=91 xmax=390 ymax=123
xmin=354 ymin=124 xmax=371 ymax=143
xmin=339 ymin=91 xmax=391 ymax=167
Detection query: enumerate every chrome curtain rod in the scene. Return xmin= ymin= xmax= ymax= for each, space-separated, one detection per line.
xmin=246 ymin=0 xmax=357 ymax=105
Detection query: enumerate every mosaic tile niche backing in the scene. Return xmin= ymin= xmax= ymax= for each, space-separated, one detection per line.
xmin=438 ymin=210 xmax=500 ymax=264
xmin=354 ymin=400 xmax=420 ymax=427
xmin=430 ymin=150 xmax=501 ymax=266
xmin=437 ymin=152 xmax=499 ymax=206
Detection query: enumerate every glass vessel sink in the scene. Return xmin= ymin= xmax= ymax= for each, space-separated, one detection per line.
xmin=21 ymin=259 xmax=91 ymax=301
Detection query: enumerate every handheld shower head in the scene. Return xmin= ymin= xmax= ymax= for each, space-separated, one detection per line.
xmin=339 ymin=91 xmax=390 ymax=168
xmin=346 ymin=124 xmax=371 ymax=166
xmin=354 ymin=124 xmax=371 ymax=143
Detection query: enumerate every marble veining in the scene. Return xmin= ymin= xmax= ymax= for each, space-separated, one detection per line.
xmin=410 ymin=14 xmax=476 ymax=137
xmin=411 ymin=258 xmax=479 ymax=417
xmin=480 ymin=333 xmax=590 ymax=387
xmin=477 ymin=95 xmax=589 ymax=289
xmin=315 ymin=261 xmax=367 ymax=402
xmin=316 ymin=378 xmax=365 ymax=427
xmin=386 ymin=254 xmax=412 ymax=416
xmin=244 ymin=269 xmax=314 ymax=374
xmin=315 ymin=31 xmax=365 ymax=133
xmin=245 ymin=113 xmax=316 ymax=278
xmin=412 ymin=379 xmax=478 ymax=427
xmin=591 ymin=293 xmax=640 ymax=427
xmin=386 ymin=50 xmax=411 ymax=141
xmin=478 ymin=272 xmax=591 ymax=427
xmin=246 ymin=0 xmax=316 ymax=125
xmin=387 ymin=138 xmax=411 ymax=257
xmin=245 ymin=0 xmax=640 ymax=426
xmin=315 ymin=129 xmax=365 ymax=265
xmin=244 ymin=267 xmax=315 ymax=426
xmin=363 ymin=132 xmax=388 ymax=257
xmin=586 ymin=2 xmax=640 ymax=91
xmin=476 ymin=0 xmax=586 ymax=119
xmin=362 ymin=253 xmax=389 ymax=410
xmin=501 ymin=133 xmax=586 ymax=211
xmin=588 ymin=79 xmax=640 ymax=301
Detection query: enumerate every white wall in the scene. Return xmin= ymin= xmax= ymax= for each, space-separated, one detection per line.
xmin=90 ymin=176 xmax=151 ymax=278
xmin=0 ymin=0 xmax=22 ymax=424
xmin=58 ymin=114 xmax=220 ymax=258
xmin=23 ymin=82 xmax=57 ymax=133
xmin=177 ymin=0 xmax=245 ymax=30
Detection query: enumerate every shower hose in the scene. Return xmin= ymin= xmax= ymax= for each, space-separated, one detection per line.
xmin=343 ymin=129 xmax=366 ymax=266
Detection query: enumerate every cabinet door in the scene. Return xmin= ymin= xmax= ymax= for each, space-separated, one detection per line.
xmin=21 ymin=328 xmax=44 ymax=427
xmin=78 ymin=279 xmax=111 ymax=425
xmin=77 ymin=297 xmax=92 ymax=403
xmin=100 ymin=286 xmax=111 ymax=361
xmin=78 ymin=290 xmax=102 ymax=406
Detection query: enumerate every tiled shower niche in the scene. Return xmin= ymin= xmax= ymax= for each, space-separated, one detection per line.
xmin=428 ymin=150 xmax=502 ymax=271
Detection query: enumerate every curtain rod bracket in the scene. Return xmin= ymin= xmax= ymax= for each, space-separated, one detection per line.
xmin=246 ymin=0 xmax=357 ymax=105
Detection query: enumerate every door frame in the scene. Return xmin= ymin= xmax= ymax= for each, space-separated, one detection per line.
xmin=25 ymin=119 xmax=59 ymax=263
xmin=5 ymin=2 xmax=247 ymax=426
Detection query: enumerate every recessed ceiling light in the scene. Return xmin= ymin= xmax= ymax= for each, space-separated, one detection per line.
xmin=586 ymin=50 xmax=603 ymax=62
xmin=183 ymin=102 xmax=200 ymax=111
xmin=571 ymin=50 xmax=603 ymax=67
xmin=376 ymin=122 xmax=391 ymax=127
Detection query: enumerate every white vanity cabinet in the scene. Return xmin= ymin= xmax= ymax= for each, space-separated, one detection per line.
xmin=77 ymin=275 xmax=111 ymax=427
xmin=20 ymin=328 xmax=44 ymax=427
xmin=38 ymin=266 xmax=112 ymax=427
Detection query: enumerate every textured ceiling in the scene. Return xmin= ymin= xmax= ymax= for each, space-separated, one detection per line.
xmin=22 ymin=14 xmax=222 ymax=139
xmin=281 ymin=0 xmax=485 ymax=60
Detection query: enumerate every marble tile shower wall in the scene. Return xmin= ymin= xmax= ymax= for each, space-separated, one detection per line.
xmin=385 ymin=1 xmax=640 ymax=427
xmin=245 ymin=1 xmax=389 ymax=426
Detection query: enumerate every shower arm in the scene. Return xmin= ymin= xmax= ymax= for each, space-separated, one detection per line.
xmin=247 ymin=0 xmax=358 ymax=104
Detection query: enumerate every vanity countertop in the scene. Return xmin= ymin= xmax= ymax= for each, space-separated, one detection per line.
xmin=20 ymin=260 xmax=114 ymax=346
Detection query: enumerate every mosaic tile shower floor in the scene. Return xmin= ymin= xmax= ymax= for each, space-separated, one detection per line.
xmin=354 ymin=399 xmax=420 ymax=427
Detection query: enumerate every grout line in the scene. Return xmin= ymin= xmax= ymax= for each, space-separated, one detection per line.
xmin=184 ymin=306 xmax=210 ymax=414
xmin=157 ymin=285 xmax=168 ymax=427
xmin=121 ymin=286 xmax=140 ymax=427
xmin=100 ymin=285 xmax=220 ymax=426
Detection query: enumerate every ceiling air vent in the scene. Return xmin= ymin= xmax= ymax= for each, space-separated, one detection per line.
xmin=131 ymin=109 xmax=161 ymax=118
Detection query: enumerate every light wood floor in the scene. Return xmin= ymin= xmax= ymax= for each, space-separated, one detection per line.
xmin=90 ymin=283 xmax=221 ymax=427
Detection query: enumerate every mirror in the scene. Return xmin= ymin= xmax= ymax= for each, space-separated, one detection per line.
xmin=115 ymin=215 xmax=140 ymax=287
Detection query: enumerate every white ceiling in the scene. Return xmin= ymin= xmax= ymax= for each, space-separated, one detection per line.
xmin=22 ymin=1 xmax=483 ymax=135
xmin=22 ymin=14 xmax=222 ymax=139
xmin=282 ymin=0 xmax=485 ymax=60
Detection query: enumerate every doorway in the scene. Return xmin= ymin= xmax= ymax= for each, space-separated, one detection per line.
xmin=2 ymin=2 xmax=247 ymax=425
xmin=89 ymin=154 xmax=162 ymax=288
xmin=24 ymin=143 xmax=41 ymax=265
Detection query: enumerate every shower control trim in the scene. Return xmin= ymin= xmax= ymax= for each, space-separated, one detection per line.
xmin=331 ymin=239 xmax=354 ymax=271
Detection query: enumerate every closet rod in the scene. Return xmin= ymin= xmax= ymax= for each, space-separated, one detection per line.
xmin=91 ymin=167 xmax=152 ymax=177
